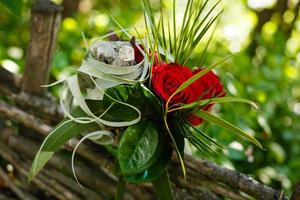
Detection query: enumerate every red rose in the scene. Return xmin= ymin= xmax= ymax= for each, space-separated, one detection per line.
xmin=134 ymin=45 xmax=160 ymax=66
xmin=151 ymin=63 xmax=225 ymax=126
xmin=134 ymin=44 xmax=144 ymax=64
xmin=151 ymin=63 xmax=204 ymax=105
xmin=188 ymin=69 xmax=225 ymax=126
xmin=194 ymin=69 xmax=225 ymax=99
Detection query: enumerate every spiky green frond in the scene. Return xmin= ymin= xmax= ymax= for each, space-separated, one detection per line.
xmin=141 ymin=0 xmax=222 ymax=66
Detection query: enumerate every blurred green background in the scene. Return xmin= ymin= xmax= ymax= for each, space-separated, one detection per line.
xmin=1 ymin=0 xmax=300 ymax=196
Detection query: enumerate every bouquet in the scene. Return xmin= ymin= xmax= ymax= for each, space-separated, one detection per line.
xmin=29 ymin=0 xmax=262 ymax=199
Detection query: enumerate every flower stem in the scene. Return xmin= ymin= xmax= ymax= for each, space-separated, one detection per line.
xmin=152 ymin=169 xmax=175 ymax=200
xmin=115 ymin=177 xmax=126 ymax=200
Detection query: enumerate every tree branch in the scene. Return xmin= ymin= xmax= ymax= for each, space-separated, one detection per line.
xmin=291 ymin=179 xmax=300 ymax=200
xmin=0 ymin=168 xmax=38 ymax=200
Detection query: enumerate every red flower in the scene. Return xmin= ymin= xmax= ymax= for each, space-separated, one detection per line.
xmin=188 ymin=69 xmax=225 ymax=126
xmin=134 ymin=44 xmax=161 ymax=66
xmin=134 ymin=44 xmax=144 ymax=64
xmin=151 ymin=63 xmax=204 ymax=105
xmin=151 ymin=63 xmax=225 ymax=126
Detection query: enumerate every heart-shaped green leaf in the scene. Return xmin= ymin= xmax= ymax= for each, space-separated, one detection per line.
xmin=118 ymin=121 xmax=160 ymax=175
xmin=123 ymin=142 xmax=173 ymax=184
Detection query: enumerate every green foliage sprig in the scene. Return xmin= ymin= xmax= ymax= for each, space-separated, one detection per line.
xmin=142 ymin=0 xmax=223 ymax=65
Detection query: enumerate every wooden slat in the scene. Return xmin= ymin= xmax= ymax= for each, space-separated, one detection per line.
xmin=22 ymin=0 xmax=63 ymax=96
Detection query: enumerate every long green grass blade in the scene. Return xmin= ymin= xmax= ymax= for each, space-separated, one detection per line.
xmin=177 ymin=0 xmax=221 ymax=64
xmin=198 ymin=18 xmax=219 ymax=66
xmin=172 ymin=0 xmax=177 ymax=54
xmin=163 ymin=115 xmax=186 ymax=179
xmin=187 ymin=124 xmax=224 ymax=149
xmin=173 ymin=55 xmax=233 ymax=96
xmin=181 ymin=124 xmax=220 ymax=155
xmin=181 ymin=10 xmax=223 ymax=65
xmin=108 ymin=12 xmax=131 ymax=39
xmin=193 ymin=110 xmax=263 ymax=149
xmin=175 ymin=0 xmax=188 ymax=58
xmin=160 ymin=8 xmax=168 ymax=51
xmin=167 ymin=20 xmax=173 ymax=53
xmin=171 ymin=97 xmax=258 ymax=112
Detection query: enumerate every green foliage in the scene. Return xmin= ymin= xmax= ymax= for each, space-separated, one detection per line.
xmin=173 ymin=55 xmax=232 ymax=96
xmin=0 ymin=0 xmax=23 ymax=16
xmin=193 ymin=110 xmax=262 ymax=149
xmin=28 ymin=107 xmax=101 ymax=181
xmin=142 ymin=0 xmax=222 ymax=65
xmin=123 ymin=142 xmax=173 ymax=183
xmin=152 ymin=170 xmax=175 ymax=200
xmin=115 ymin=177 xmax=126 ymax=200
xmin=117 ymin=121 xmax=161 ymax=175
xmin=28 ymin=151 xmax=53 ymax=181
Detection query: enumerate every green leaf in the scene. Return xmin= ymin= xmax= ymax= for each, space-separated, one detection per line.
xmin=187 ymin=123 xmax=224 ymax=150
xmin=123 ymin=142 xmax=173 ymax=184
xmin=198 ymin=16 xmax=220 ymax=66
xmin=193 ymin=110 xmax=263 ymax=149
xmin=173 ymin=55 xmax=233 ymax=97
xmin=87 ymin=100 xmax=139 ymax=122
xmin=172 ymin=97 xmax=258 ymax=112
xmin=183 ymin=125 xmax=218 ymax=156
xmin=1 ymin=0 xmax=23 ymax=15
xmin=65 ymin=75 xmax=142 ymax=127
xmin=118 ymin=121 xmax=161 ymax=175
xmin=103 ymin=85 xmax=131 ymax=103
xmin=28 ymin=108 xmax=100 ymax=181
xmin=152 ymin=170 xmax=175 ymax=200
xmin=103 ymin=84 xmax=163 ymax=122
xmin=142 ymin=0 xmax=222 ymax=65
xmin=28 ymin=152 xmax=53 ymax=181
xmin=170 ymin=118 xmax=185 ymax=157
xmin=115 ymin=177 xmax=126 ymax=200
xmin=42 ymin=116 xmax=100 ymax=151
xmin=163 ymin=115 xmax=186 ymax=180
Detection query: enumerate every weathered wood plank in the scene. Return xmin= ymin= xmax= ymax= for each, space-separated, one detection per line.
xmin=22 ymin=0 xmax=63 ymax=96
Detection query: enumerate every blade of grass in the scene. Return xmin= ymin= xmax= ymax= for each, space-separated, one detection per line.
xmin=169 ymin=97 xmax=258 ymax=113
xmin=108 ymin=12 xmax=131 ymax=39
xmin=198 ymin=18 xmax=220 ymax=66
xmin=177 ymin=0 xmax=215 ymax=64
xmin=186 ymin=123 xmax=224 ymax=149
xmin=182 ymin=124 xmax=220 ymax=154
xmin=167 ymin=19 xmax=173 ymax=53
xmin=179 ymin=121 xmax=213 ymax=154
xmin=193 ymin=110 xmax=263 ymax=149
xmin=172 ymin=0 xmax=177 ymax=55
xmin=188 ymin=137 xmax=212 ymax=157
xmin=175 ymin=0 xmax=195 ymax=61
xmin=163 ymin=114 xmax=186 ymax=179
xmin=170 ymin=54 xmax=233 ymax=102
xmin=191 ymin=9 xmax=223 ymax=49
xmin=181 ymin=10 xmax=223 ymax=65
xmin=160 ymin=7 xmax=168 ymax=51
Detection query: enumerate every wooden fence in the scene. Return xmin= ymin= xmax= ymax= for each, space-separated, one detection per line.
xmin=0 ymin=0 xmax=297 ymax=199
